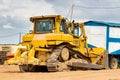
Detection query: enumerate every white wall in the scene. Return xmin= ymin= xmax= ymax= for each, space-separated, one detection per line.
xmin=85 ymin=26 xmax=107 ymax=49
xmin=109 ymin=27 xmax=120 ymax=53
xmin=109 ymin=42 xmax=120 ymax=53
xmin=110 ymin=27 xmax=120 ymax=38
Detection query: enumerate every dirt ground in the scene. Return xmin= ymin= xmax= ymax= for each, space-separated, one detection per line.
xmin=0 ymin=65 xmax=120 ymax=80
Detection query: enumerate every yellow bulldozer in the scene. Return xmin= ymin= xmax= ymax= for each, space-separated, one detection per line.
xmin=5 ymin=15 xmax=109 ymax=72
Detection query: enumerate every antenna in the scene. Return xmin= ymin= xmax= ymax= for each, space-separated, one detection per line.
xmin=70 ymin=4 xmax=75 ymax=22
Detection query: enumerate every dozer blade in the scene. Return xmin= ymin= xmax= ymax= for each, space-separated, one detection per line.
xmin=67 ymin=62 xmax=102 ymax=70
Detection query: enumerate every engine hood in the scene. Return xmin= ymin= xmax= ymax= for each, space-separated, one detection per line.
xmin=32 ymin=33 xmax=73 ymax=47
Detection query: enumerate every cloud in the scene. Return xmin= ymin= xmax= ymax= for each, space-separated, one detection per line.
xmin=0 ymin=0 xmax=56 ymax=30
xmin=3 ymin=23 xmax=15 ymax=29
xmin=0 ymin=0 xmax=56 ymax=18
xmin=0 ymin=0 xmax=56 ymax=44
xmin=46 ymin=0 xmax=120 ymax=22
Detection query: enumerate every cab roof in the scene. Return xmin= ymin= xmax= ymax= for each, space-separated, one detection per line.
xmin=30 ymin=15 xmax=64 ymax=22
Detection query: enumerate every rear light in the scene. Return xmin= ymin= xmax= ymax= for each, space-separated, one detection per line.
xmin=6 ymin=53 xmax=14 ymax=60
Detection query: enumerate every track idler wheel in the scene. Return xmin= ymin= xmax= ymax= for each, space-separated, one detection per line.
xmin=59 ymin=47 xmax=70 ymax=62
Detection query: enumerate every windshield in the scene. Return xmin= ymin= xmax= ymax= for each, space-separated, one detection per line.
xmin=35 ymin=19 xmax=54 ymax=33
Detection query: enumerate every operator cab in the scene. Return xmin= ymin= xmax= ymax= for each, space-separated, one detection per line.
xmin=30 ymin=15 xmax=82 ymax=35
xmin=30 ymin=15 xmax=69 ymax=34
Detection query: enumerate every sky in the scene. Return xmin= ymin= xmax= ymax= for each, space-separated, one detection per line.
xmin=0 ymin=0 xmax=120 ymax=44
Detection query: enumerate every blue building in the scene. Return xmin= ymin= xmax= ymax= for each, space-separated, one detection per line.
xmin=84 ymin=21 xmax=120 ymax=68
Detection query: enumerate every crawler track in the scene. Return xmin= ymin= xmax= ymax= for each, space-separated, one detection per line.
xmin=46 ymin=45 xmax=91 ymax=72
xmin=47 ymin=45 xmax=64 ymax=72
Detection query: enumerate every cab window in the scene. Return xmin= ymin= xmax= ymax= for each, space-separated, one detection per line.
xmin=74 ymin=27 xmax=82 ymax=36
xmin=60 ymin=19 xmax=67 ymax=34
xmin=35 ymin=18 xmax=54 ymax=33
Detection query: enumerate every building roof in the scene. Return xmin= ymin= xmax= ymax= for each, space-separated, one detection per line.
xmin=84 ymin=21 xmax=120 ymax=27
